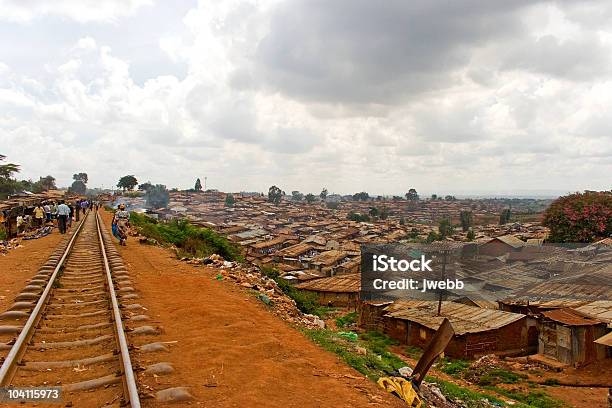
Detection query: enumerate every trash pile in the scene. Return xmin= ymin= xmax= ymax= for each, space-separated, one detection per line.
xmin=179 ymin=253 xmax=324 ymax=329
xmin=23 ymin=226 xmax=53 ymax=240
xmin=0 ymin=238 xmax=23 ymax=255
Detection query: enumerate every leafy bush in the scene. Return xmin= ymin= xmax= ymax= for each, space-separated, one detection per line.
xmin=303 ymin=328 xmax=405 ymax=380
xmin=434 ymin=379 xmax=504 ymax=408
xmin=476 ymin=369 xmax=527 ymax=386
xmin=437 ymin=358 xmax=470 ymax=376
xmin=0 ymin=226 xmax=7 ymax=241
xmin=336 ymin=312 xmax=357 ymax=328
xmin=543 ymin=191 xmax=612 ymax=242
xmin=130 ymin=212 xmax=242 ymax=261
xmin=260 ymin=266 xmax=321 ymax=315
xmin=489 ymin=388 xmax=564 ymax=408
xmin=347 ymin=211 xmax=370 ymax=222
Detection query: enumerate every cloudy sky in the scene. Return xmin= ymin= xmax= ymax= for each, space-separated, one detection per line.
xmin=1 ymin=0 xmax=611 ymax=196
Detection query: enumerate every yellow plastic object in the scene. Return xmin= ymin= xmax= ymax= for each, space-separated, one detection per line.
xmin=377 ymin=376 xmax=422 ymax=407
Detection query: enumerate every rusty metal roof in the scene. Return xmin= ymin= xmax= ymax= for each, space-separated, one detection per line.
xmin=295 ymin=274 xmax=360 ymax=293
xmin=383 ymin=300 xmax=525 ymax=335
xmin=575 ymin=301 xmax=612 ymax=324
xmin=594 ymin=331 xmax=612 ymax=346
xmin=275 ymin=242 xmax=316 ymax=257
xmin=541 ymin=308 xmax=605 ymax=326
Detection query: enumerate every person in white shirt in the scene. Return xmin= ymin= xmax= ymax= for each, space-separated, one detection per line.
xmin=56 ymin=201 xmax=71 ymax=234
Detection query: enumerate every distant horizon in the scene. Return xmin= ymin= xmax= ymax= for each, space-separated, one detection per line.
xmin=2 ymin=1 xmax=611 ymax=194
xmin=40 ymin=183 xmax=595 ymax=200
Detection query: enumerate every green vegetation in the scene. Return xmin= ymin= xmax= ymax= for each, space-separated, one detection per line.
xmin=467 ymin=229 xmax=476 ymax=241
xmin=476 ymin=369 xmax=527 ymax=386
xmin=129 ymin=212 xmax=242 ymax=261
xmin=488 ymin=388 xmax=564 ymax=408
xmin=268 ymin=185 xmax=284 ymax=205
xmin=303 ymin=329 xmax=405 ymax=380
xmin=225 ymin=193 xmax=236 ymax=207
xmin=335 ymin=312 xmax=357 ymax=328
xmin=433 ymin=379 xmax=504 ymax=408
xmin=352 ymin=191 xmax=370 ymax=201
xmin=300 ymin=321 xmax=563 ymax=408
xmin=69 ymin=172 xmax=88 ymax=194
xmin=347 ymin=211 xmax=371 ymax=222
xmin=305 ymin=193 xmax=316 ymax=204
xmin=404 ymin=345 xmax=422 ymax=359
xmin=117 ymin=175 xmax=138 ymax=191
xmin=499 ymin=208 xmax=512 ymax=225
xmin=260 ymin=266 xmax=325 ymax=316
xmin=0 ymin=225 xmax=7 ymax=241
xmin=437 ymin=358 xmax=471 ymax=376
xmin=319 ymin=188 xmax=328 ymax=201
xmin=405 ymin=188 xmax=419 ymax=201
xmin=460 ymin=210 xmax=473 ymax=231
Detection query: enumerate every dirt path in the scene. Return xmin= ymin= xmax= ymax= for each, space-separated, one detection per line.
xmin=0 ymin=228 xmax=64 ymax=311
xmin=100 ymin=211 xmax=403 ymax=408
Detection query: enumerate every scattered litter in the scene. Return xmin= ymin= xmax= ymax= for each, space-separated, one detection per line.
xmin=257 ymin=293 xmax=271 ymax=305
xmin=338 ymin=331 xmax=358 ymax=341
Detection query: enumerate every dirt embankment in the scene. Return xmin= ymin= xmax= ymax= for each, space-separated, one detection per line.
xmin=99 ymin=211 xmax=403 ymax=408
xmin=0 ymin=229 xmax=64 ymax=311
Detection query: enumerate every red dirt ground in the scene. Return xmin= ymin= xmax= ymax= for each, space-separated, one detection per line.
xmin=0 ymin=228 xmax=64 ymax=311
xmin=99 ymin=211 xmax=404 ymax=407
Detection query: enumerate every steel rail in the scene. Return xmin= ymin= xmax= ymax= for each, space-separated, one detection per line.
xmin=0 ymin=211 xmax=89 ymax=385
xmin=95 ymin=212 xmax=141 ymax=408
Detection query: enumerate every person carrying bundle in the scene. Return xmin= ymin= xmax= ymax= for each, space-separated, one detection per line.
xmin=112 ymin=203 xmax=130 ymax=245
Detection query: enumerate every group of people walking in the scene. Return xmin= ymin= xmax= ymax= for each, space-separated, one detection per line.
xmin=26 ymin=199 xmax=100 ymax=234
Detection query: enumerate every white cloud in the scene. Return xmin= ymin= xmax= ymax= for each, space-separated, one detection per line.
xmin=0 ymin=0 xmax=610 ymax=195
xmin=0 ymin=0 xmax=153 ymax=23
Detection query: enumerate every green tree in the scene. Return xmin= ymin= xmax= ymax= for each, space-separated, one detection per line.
xmin=431 ymin=194 xmax=437 ymax=200
xmin=320 ymin=188 xmax=328 ymax=201
xmin=466 ymin=229 xmax=476 ymax=241
xmin=291 ymin=190 xmax=304 ymax=201
xmin=268 ymin=185 xmax=284 ymax=205
xmin=459 ymin=210 xmax=473 ymax=232
xmin=445 ymin=195 xmax=456 ymax=201
xmin=225 ymin=193 xmax=236 ymax=207
xmin=368 ymin=207 xmax=379 ymax=217
xmin=347 ymin=212 xmax=370 ymax=222
xmin=353 ymin=191 xmax=369 ymax=201
xmin=405 ymin=188 xmax=419 ymax=201
xmin=499 ymin=209 xmax=511 ymax=225
xmin=0 ymin=154 xmax=20 ymax=179
xmin=543 ymin=191 xmax=612 ymax=243
xmin=305 ymin=193 xmax=316 ymax=204
xmin=73 ymin=173 xmax=88 ymax=184
xmin=139 ymin=181 xmax=153 ymax=192
xmin=117 ymin=175 xmax=138 ymax=191
xmin=70 ymin=180 xmax=87 ymax=194
xmin=194 ymin=178 xmax=202 ymax=192
xmin=379 ymin=207 xmax=390 ymax=220
xmin=426 ymin=231 xmax=441 ymax=243
xmin=438 ymin=218 xmax=454 ymax=238
xmin=0 ymin=154 xmax=22 ymax=198
xmin=145 ymin=184 xmax=170 ymax=208
xmin=38 ymin=175 xmax=56 ymax=191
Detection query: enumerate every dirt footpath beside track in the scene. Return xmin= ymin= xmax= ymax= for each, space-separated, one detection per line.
xmin=100 ymin=211 xmax=404 ymax=408
xmin=0 ymin=229 xmax=64 ymax=312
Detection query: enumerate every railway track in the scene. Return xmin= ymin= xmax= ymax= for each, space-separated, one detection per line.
xmin=0 ymin=211 xmax=141 ymax=407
